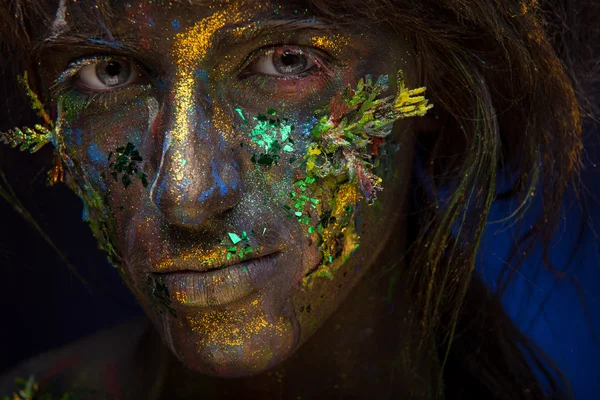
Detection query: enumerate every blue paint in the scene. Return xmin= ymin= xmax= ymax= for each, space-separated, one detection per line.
xmin=154 ymin=178 xmax=169 ymax=205
xmin=81 ymin=202 xmax=90 ymax=221
xmin=172 ymin=19 xmax=180 ymax=31
xmin=73 ymin=128 xmax=83 ymax=146
xmin=156 ymin=79 xmax=167 ymax=92
xmin=193 ymin=68 xmax=210 ymax=83
xmin=230 ymin=176 xmax=239 ymax=191
xmin=87 ymin=142 xmax=108 ymax=166
xmin=198 ymin=186 xmax=216 ymax=202
xmin=85 ymin=167 xmax=107 ymax=191
xmin=303 ymin=118 xmax=317 ymax=137
xmin=194 ymin=68 xmax=208 ymax=82
xmin=87 ymin=38 xmax=129 ymax=50
xmin=193 ymin=108 xmax=212 ymax=140
xmin=127 ymin=130 xmax=143 ymax=147
xmin=180 ymin=178 xmax=192 ymax=189
xmin=211 ymin=160 xmax=228 ymax=196
xmin=148 ymin=16 xmax=155 ymax=27
xmin=62 ymin=128 xmax=73 ymax=146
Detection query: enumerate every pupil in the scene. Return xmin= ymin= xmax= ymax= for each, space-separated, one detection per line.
xmin=105 ymin=62 xmax=121 ymax=77
xmin=281 ymin=52 xmax=299 ymax=66
xmin=272 ymin=49 xmax=308 ymax=75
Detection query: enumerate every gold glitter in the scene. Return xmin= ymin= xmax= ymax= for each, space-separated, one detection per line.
xmin=172 ymin=5 xmax=245 ymax=143
xmin=212 ymin=103 xmax=235 ymax=139
xmin=174 ymin=289 xmax=189 ymax=304
xmin=186 ymin=297 xmax=286 ymax=347
xmin=311 ymin=34 xmax=350 ymax=56
xmin=303 ymin=182 xmax=362 ymax=288
xmin=155 ymin=247 xmax=227 ymax=271
xmin=165 ymin=4 xmax=248 ymax=192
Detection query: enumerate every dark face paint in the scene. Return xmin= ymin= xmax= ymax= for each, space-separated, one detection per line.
xmin=36 ymin=0 xmax=429 ymax=377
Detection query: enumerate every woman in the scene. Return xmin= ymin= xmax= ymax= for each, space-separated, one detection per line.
xmin=0 ymin=0 xmax=597 ymax=399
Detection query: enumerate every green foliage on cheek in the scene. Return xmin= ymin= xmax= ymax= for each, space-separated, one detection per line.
xmin=106 ymin=142 xmax=149 ymax=188
xmin=296 ymin=70 xmax=433 ymax=288
xmin=306 ymin=70 xmax=433 ymax=204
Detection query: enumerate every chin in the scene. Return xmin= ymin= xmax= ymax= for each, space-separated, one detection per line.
xmin=176 ymin=330 xmax=296 ymax=377
xmin=139 ymin=287 xmax=300 ymax=377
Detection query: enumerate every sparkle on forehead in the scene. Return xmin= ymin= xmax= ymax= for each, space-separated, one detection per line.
xmin=166 ymin=5 xmax=247 ymax=191
xmin=171 ymin=6 xmax=245 ymax=144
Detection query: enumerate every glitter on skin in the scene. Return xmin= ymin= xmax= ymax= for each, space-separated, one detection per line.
xmin=87 ymin=142 xmax=108 ymax=166
xmin=163 ymin=5 xmax=247 ymax=207
xmin=311 ymin=34 xmax=351 ymax=57
xmin=186 ymin=297 xmax=287 ymax=348
xmin=155 ymin=247 xmax=227 ymax=271
xmin=211 ymin=159 xmax=229 ymax=196
xmin=171 ymin=6 xmax=244 ymax=144
xmin=15 ymin=1 xmax=433 ymax=377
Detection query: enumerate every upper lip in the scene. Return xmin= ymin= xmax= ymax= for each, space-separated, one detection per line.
xmin=150 ymin=248 xmax=281 ymax=274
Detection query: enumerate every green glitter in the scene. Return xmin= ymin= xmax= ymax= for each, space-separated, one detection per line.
xmin=228 ymin=232 xmax=242 ymax=244
xmin=238 ymin=109 xmax=296 ymax=166
xmin=224 ymin=231 xmax=257 ymax=260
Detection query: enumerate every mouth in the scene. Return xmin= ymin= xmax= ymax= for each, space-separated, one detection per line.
xmin=151 ymin=252 xmax=281 ymax=309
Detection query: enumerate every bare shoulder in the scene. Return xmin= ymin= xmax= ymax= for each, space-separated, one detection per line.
xmin=0 ymin=317 xmax=152 ymax=399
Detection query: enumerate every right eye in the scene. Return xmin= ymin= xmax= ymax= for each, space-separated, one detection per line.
xmin=251 ymin=46 xmax=316 ymax=77
xmin=77 ymin=58 xmax=142 ymax=90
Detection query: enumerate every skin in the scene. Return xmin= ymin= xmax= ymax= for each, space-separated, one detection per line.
xmin=35 ymin=0 xmax=431 ymax=397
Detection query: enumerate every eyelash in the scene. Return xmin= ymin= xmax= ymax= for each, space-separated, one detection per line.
xmin=53 ymin=44 xmax=336 ymax=103
xmin=238 ymin=44 xmax=335 ymax=80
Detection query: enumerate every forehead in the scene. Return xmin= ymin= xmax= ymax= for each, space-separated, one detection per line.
xmin=53 ymin=0 xmax=313 ymax=31
xmin=43 ymin=0 xmax=335 ymax=55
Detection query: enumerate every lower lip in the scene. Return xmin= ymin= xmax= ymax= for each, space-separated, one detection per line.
xmin=154 ymin=254 xmax=280 ymax=308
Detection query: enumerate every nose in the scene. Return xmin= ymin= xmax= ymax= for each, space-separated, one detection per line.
xmin=150 ymin=104 xmax=243 ymax=226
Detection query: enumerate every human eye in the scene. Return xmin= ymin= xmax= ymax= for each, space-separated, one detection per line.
xmin=58 ymin=56 xmax=148 ymax=91
xmin=241 ymin=45 xmax=330 ymax=80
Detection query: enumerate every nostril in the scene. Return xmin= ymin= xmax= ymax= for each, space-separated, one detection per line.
xmin=150 ymin=147 xmax=244 ymax=226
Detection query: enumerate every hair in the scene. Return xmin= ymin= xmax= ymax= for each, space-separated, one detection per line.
xmin=1 ymin=0 xmax=598 ymax=398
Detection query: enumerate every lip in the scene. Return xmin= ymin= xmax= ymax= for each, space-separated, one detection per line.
xmin=152 ymin=253 xmax=281 ymax=309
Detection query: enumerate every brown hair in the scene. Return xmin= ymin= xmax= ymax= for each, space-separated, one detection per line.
xmin=2 ymin=0 xmax=598 ymax=398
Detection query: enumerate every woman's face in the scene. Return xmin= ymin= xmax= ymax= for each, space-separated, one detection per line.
xmin=40 ymin=0 xmax=418 ymax=376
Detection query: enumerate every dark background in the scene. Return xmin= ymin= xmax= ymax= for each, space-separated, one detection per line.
xmin=0 ymin=61 xmax=142 ymax=374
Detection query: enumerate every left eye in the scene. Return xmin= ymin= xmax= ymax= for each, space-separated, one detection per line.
xmin=77 ymin=59 xmax=139 ymax=90
xmin=251 ymin=46 xmax=316 ymax=77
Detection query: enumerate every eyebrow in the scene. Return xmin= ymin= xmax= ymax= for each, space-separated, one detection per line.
xmin=213 ymin=18 xmax=338 ymax=48
xmin=40 ymin=17 xmax=338 ymax=56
